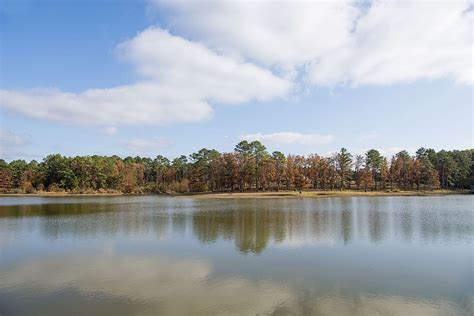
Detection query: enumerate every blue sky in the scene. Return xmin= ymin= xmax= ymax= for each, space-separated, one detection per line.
xmin=1 ymin=0 xmax=472 ymax=161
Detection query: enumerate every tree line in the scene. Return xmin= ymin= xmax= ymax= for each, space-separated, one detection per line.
xmin=1 ymin=141 xmax=472 ymax=194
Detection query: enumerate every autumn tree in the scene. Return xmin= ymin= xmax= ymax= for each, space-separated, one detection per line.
xmin=271 ymin=151 xmax=286 ymax=191
xmin=234 ymin=141 xmax=254 ymax=190
xmin=1 ymin=142 xmax=471 ymax=194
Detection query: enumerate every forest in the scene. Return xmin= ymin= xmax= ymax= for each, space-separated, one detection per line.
xmin=1 ymin=141 xmax=472 ymax=194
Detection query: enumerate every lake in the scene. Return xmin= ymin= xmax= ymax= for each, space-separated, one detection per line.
xmin=0 ymin=195 xmax=472 ymax=315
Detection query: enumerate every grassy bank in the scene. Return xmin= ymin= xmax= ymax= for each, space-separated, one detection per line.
xmin=180 ymin=189 xmax=470 ymax=199
xmin=0 ymin=191 xmax=125 ymax=197
xmin=3 ymin=189 xmax=468 ymax=198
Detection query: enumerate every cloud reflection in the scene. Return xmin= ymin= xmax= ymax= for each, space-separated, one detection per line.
xmin=0 ymin=254 xmax=292 ymax=315
xmin=0 ymin=253 xmax=469 ymax=316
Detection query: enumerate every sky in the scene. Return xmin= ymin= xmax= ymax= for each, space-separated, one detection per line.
xmin=0 ymin=0 xmax=472 ymax=161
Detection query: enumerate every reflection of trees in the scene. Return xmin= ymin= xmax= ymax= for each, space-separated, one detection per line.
xmin=191 ymin=198 xmax=473 ymax=252
xmin=398 ymin=211 xmax=413 ymax=241
xmin=193 ymin=209 xmax=275 ymax=254
xmin=341 ymin=210 xmax=352 ymax=244
xmin=368 ymin=209 xmax=387 ymax=243
xmin=419 ymin=209 xmax=474 ymax=242
xmin=38 ymin=211 xmax=172 ymax=240
xmin=192 ymin=206 xmax=353 ymax=254
xmin=0 ymin=203 xmax=114 ymax=217
xmin=359 ymin=198 xmax=388 ymax=243
xmin=0 ymin=203 xmax=173 ymax=240
xmin=1 ymin=198 xmax=472 ymax=252
xmin=172 ymin=212 xmax=186 ymax=234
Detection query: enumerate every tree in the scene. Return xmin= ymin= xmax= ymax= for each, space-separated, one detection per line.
xmin=450 ymin=150 xmax=471 ymax=189
xmin=435 ymin=150 xmax=455 ymax=188
xmin=272 ymin=151 xmax=286 ymax=191
xmin=220 ymin=153 xmax=239 ymax=191
xmin=1 ymin=143 xmax=470 ymax=194
xmin=293 ymin=155 xmax=308 ymax=191
xmin=360 ymin=166 xmax=375 ymax=191
xmin=365 ymin=149 xmax=383 ymax=190
xmin=0 ymin=166 xmax=12 ymax=192
xmin=391 ymin=150 xmax=414 ymax=189
xmin=336 ymin=148 xmax=353 ymax=190
xmin=380 ymin=157 xmax=389 ymax=190
xmin=353 ymin=155 xmax=364 ymax=190
xmin=234 ymin=141 xmax=254 ymax=190
xmin=189 ymin=148 xmax=220 ymax=192
xmin=250 ymin=141 xmax=269 ymax=190
xmin=172 ymin=155 xmax=188 ymax=182
xmin=8 ymin=160 xmax=29 ymax=189
xmin=151 ymin=155 xmax=170 ymax=191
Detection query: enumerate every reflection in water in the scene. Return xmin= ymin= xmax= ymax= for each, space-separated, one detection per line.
xmin=1 ymin=197 xmax=472 ymax=254
xmin=0 ymin=202 xmax=116 ymax=217
xmin=0 ymin=196 xmax=472 ymax=315
xmin=0 ymin=253 xmax=469 ymax=316
xmin=0 ymin=254 xmax=292 ymax=315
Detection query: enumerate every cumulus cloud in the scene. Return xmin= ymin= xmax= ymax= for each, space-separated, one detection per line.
xmin=152 ymin=0 xmax=357 ymax=70
xmin=309 ymin=1 xmax=473 ymax=85
xmin=123 ymin=137 xmax=173 ymax=155
xmin=152 ymin=0 xmax=473 ymax=85
xmin=0 ymin=83 xmax=213 ymax=126
xmin=241 ymin=132 xmax=334 ymax=146
xmin=117 ymin=28 xmax=291 ymax=104
xmin=0 ymin=28 xmax=290 ymax=127
xmin=1 ymin=1 xmax=471 ymax=130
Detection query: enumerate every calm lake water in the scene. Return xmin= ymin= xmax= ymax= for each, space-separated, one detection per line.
xmin=0 ymin=195 xmax=472 ymax=315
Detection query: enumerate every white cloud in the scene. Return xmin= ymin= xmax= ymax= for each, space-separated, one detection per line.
xmin=1 ymin=1 xmax=471 ymax=130
xmin=0 ymin=129 xmax=32 ymax=160
xmin=309 ymin=1 xmax=473 ymax=85
xmin=117 ymin=28 xmax=291 ymax=104
xmin=151 ymin=0 xmax=356 ymax=70
xmin=123 ymin=137 xmax=173 ymax=155
xmin=101 ymin=126 xmax=118 ymax=136
xmin=241 ymin=132 xmax=334 ymax=146
xmin=0 ymin=83 xmax=213 ymax=126
xmin=0 ymin=128 xmax=30 ymax=147
xmin=0 ymin=28 xmax=290 ymax=127
xmin=152 ymin=0 xmax=473 ymax=85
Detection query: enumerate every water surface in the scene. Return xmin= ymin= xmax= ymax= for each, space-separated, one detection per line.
xmin=0 ymin=195 xmax=473 ymax=315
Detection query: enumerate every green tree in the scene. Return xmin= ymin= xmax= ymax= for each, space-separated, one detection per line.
xmin=250 ymin=140 xmax=269 ymax=190
xmin=365 ymin=149 xmax=383 ymax=190
xmin=336 ymin=148 xmax=353 ymax=190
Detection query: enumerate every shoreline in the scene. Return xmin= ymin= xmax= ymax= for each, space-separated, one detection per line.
xmin=0 ymin=189 xmax=469 ymax=199
xmin=180 ymin=189 xmax=470 ymax=199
